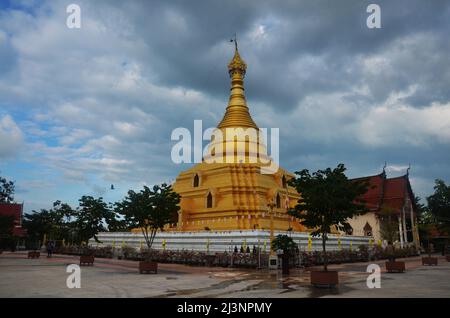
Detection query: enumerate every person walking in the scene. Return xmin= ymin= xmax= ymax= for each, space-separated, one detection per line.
xmin=47 ymin=240 xmax=54 ymax=258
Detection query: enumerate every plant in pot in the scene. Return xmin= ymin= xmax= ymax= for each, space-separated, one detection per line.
xmin=271 ymin=234 xmax=296 ymax=275
xmin=115 ymin=183 xmax=180 ymax=274
xmin=421 ymin=224 xmax=438 ymax=266
xmin=379 ymin=206 xmax=406 ymax=273
xmin=288 ymin=164 xmax=368 ymax=288
xmin=80 ymin=248 xmax=95 ymax=266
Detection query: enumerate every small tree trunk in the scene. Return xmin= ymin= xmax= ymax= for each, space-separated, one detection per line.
xmin=148 ymin=229 xmax=157 ymax=249
xmin=141 ymin=228 xmax=151 ymax=249
xmin=322 ymin=233 xmax=328 ymax=272
xmin=428 ymin=237 xmax=431 ymax=257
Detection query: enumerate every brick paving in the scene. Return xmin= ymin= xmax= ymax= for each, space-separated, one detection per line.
xmin=0 ymin=251 xmax=449 ymax=297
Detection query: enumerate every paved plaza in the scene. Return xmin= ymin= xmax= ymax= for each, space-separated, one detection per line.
xmin=0 ymin=251 xmax=449 ymax=298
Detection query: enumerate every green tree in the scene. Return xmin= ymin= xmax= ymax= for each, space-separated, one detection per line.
xmin=288 ymin=164 xmax=368 ymax=271
xmin=49 ymin=200 xmax=76 ymax=241
xmin=414 ymin=196 xmax=427 ymax=219
xmin=378 ymin=206 xmax=399 ymax=243
xmin=23 ymin=201 xmax=75 ymax=247
xmin=0 ymin=173 xmax=15 ymax=203
xmin=271 ymin=234 xmax=296 ymax=254
xmin=72 ymin=196 xmax=112 ymax=244
xmin=107 ymin=217 xmax=128 ymax=232
xmin=426 ymin=180 xmax=450 ymax=253
xmin=115 ymin=183 xmax=180 ymax=249
xmin=427 ymin=179 xmax=450 ymax=233
xmin=417 ymin=197 xmax=434 ymax=247
xmin=23 ymin=209 xmax=55 ymax=245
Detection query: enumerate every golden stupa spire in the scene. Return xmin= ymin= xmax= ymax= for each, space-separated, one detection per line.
xmin=217 ymin=38 xmax=258 ymax=129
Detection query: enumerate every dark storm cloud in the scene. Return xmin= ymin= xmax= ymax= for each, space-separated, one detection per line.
xmin=100 ymin=0 xmax=450 ymax=110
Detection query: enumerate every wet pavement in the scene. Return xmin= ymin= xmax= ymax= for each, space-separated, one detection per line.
xmin=0 ymin=251 xmax=449 ymax=298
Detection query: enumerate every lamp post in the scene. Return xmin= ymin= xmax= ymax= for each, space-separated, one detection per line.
xmin=267 ymin=199 xmax=276 ymax=256
xmin=267 ymin=199 xmax=278 ymax=270
xmin=257 ymin=238 xmax=261 ymax=269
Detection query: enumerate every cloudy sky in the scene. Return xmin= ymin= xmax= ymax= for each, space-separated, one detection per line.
xmin=1 ymin=0 xmax=449 ymax=213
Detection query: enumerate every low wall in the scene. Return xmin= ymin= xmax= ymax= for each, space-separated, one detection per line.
xmin=91 ymin=230 xmax=371 ymax=252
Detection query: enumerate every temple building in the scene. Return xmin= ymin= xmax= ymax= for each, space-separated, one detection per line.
xmin=0 ymin=202 xmax=27 ymax=248
xmin=171 ymin=44 xmax=303 ymax=233
xmin=346 ymin=169 xmax=420 ymax=247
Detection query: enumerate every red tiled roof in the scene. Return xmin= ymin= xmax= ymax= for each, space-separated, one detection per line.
xmin=0 ymin=203 xmax=26 ymax=237
xmin=352 ymin=173 xmax=384 ymax=211
xmin=352 ymin=172 xmax=415 ymax=215
xmin=0 ymin=203 xmax=23 ymax=225
xmin=382 ymin=177 xmax=405 ymax=210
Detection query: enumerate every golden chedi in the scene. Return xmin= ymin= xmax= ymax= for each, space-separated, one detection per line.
xmin=171 ymin=44 xmax=303 ymax=232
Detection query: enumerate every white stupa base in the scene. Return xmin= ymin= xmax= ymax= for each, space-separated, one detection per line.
xmin=91 ymin=230 xmax=370 ymax=253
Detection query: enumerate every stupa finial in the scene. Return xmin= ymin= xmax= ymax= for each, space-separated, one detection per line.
xmin=217 ymin=36 xmax=257 ymax=129
xmin=228 ymin=34 xmax=247 ymax=77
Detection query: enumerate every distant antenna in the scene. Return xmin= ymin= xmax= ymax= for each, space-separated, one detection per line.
xmin=406 ymin=163 xmax=411 ymax=176
xmin=382 ymin=161 xmax=387 ymax=173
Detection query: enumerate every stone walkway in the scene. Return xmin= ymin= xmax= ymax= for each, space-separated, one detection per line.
xmin=0 ymin=251 xmax=449 ymax=297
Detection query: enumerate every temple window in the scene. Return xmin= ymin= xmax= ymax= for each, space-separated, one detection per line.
xmin=364 ymin=222 xmax=373 ymax=236
xmin=206 ymin=192 xmax=213 ymax=208
xmin=346 ymin=226 xmax=353 ymax=235
xmin=193 ymin=174 xmax=200 ymax=187
xmin=276 ymin=193 xmax=281 ymax=208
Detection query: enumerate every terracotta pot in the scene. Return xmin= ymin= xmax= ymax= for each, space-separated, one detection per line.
xmin=139 ymin=261 xmax=158 ymax=274
xmin=422 ymin=257 xmax=438 ymax=266
xmin=385 ymin=261 xmax=405 ymax=273
xmin=310 ymin=271 xmax=338 ymax=288
xmin=27 ymin=251 xmax=40 ymax=259
xmin=80 ymin=255 xmax=95 ymax=266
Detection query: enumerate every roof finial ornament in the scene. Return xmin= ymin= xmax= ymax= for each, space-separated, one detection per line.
xmin=407 ymin=163 xmax=411 ymax=176
xmin=382 ymin=161 xmax=387 ymax=174
xmin=230 ymin=33 xmax=238 ymax=52
xmin=227 ymin=33 xmax=247 ymax=78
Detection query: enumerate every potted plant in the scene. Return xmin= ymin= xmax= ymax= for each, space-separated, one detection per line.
xmin=139 ymin=249 xmax=158 ymax=273
xmin=422 ymin=239 xmax=438 ymax=266
xmin=79 ymin=247 xmax=95 ymax=266
xmin=421 ymin=223 xmax=438 ymax=266
xmin=271 ymin=234 xmax=296 ymax=275
xmin=288 ymin=164 xmax=368 ymax=288
xmin=80 ymin=253 xmax=95 ymax=266
xmin=379 ymin=207 xmax=406 ymax=273
xmin=115 ymin=183 xmax=180 ymax=274
xmin=384 ymin=242 xmax=405 ymax=273
xmin=27 ymin=250 xmax=40 ymax=258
